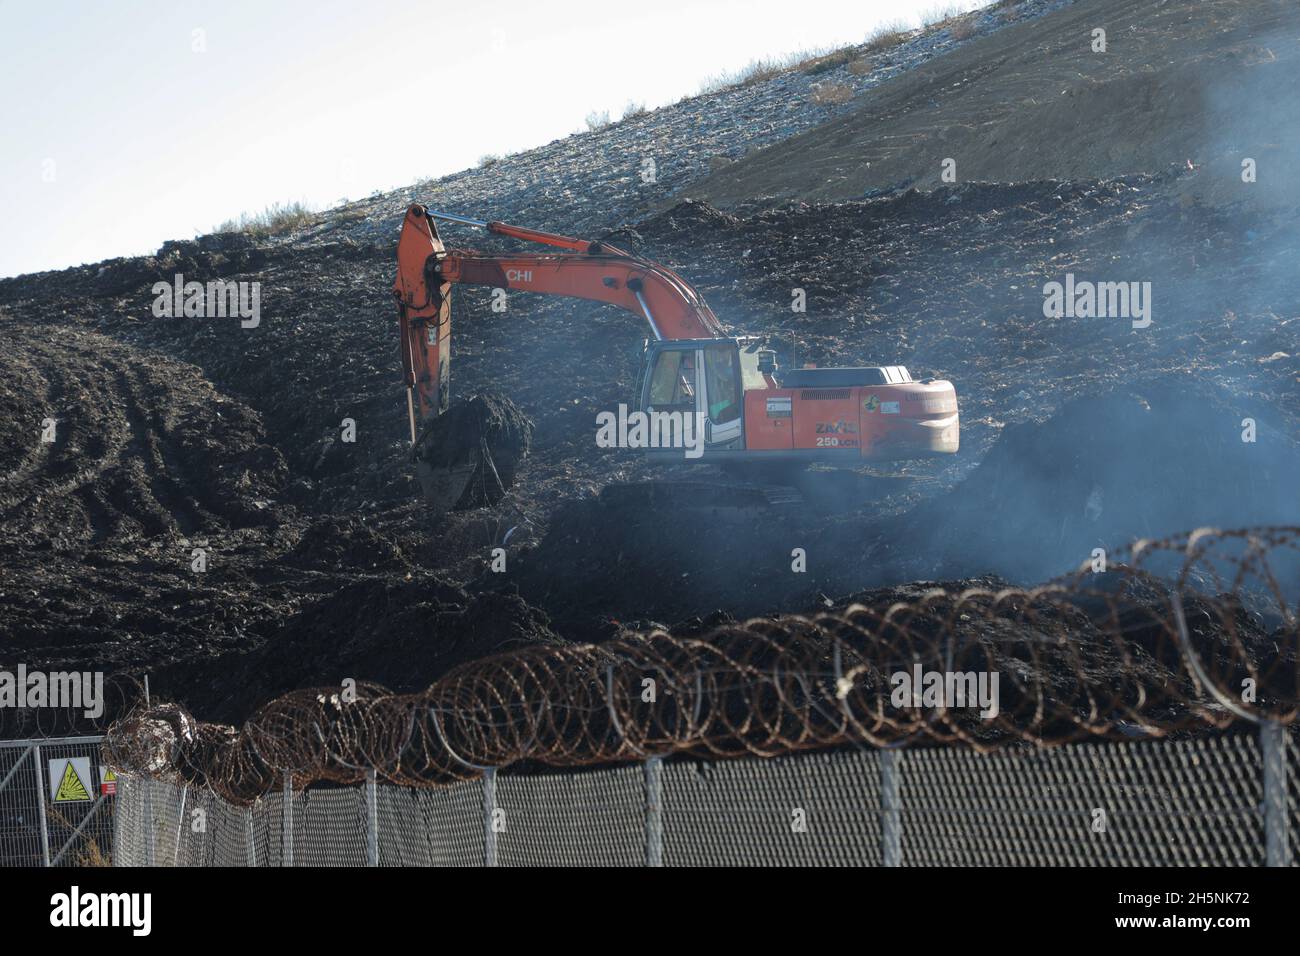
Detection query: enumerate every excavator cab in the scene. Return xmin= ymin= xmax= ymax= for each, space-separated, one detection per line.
xmin=638 ymin=338 xmax=747 ymax=451
xmin=397 ymin=206 xmax=958 ymax=501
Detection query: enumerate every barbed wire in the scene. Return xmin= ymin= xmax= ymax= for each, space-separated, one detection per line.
xmin=0 ymin=672 xmax=145 ymax=740
xmin=102 ymin=526 xmax=1300 ymax=805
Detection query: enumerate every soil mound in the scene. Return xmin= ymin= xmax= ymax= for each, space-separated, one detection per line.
xmin=507 ymin=482 xmax=827 ymax=639
xmin=277 ymin=515 xmax=409 ymax=572
xmin=892 ymin=377 xmax=1300 ymax=584
xmin=0 ymin=324 xmax=287 ymax=552
xmin=202 ymin=576 xmax=567 ymax=721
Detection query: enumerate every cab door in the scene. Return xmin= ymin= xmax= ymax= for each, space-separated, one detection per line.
xmin=640 ymin=341 xmax=744 ymax=451
xmin=699 ymin=341 xmax=743 ymax=447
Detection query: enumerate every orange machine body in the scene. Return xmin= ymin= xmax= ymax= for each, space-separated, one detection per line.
xmin=741 ymin=379 xmax=959 ymax=460
xmin=394 ymin=204 xmax=959 ymax=464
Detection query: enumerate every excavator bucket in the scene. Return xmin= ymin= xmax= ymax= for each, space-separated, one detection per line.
xmin=412 ymin=393 xmax=533 ymax=512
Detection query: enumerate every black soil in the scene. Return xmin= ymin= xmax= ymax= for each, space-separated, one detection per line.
xmin=1 ymin=171 xmax=1297 ymax=726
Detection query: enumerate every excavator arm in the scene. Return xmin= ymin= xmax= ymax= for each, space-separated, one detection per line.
xmin=394 ymin=204 xmax=724 ymax=441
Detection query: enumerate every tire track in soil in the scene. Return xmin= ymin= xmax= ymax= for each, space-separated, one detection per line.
xmin=113 ymin=364 xmax=205 ymax=538
xmin=0 ymin=311 xmax=564 ymax=728
xmin=1 ymin=336 xmax=130 ymax=545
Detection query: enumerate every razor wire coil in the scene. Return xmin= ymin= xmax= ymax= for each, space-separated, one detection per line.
xmin=98 ymin=526 xmax=1300 ymax=805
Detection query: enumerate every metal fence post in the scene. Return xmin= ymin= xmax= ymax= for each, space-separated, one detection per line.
xmin=172 ymin=784 xmax=188 ymax=867
xmin=282 ymin=771 xmax=294 ymax=867
xmin=366 ymin=769 xmax=379 ymax=867
xmin=644 ymin=756 xmax=664 ymax=867
xmin=1261 ymin=721 xmax=1291 ymax=867
xmin=483 ymin=768 xmax=498 ymax=867
xmin=245 ymin=806 xmax=257 ymax=867
xmin=32 ymin=744 xmax=51 ymax=867
xmin=881 ymin=749 xmax=902 ymax=867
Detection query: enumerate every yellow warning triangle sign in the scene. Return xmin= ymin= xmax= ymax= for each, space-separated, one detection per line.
xmin=103 ymin=769 xmax=117 ymax=782
xmin=54 ymin=761 xmax=90 ymax=802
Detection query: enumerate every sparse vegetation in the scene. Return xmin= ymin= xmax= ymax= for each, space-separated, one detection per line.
xmin=811 ymin=82 xmax=854 ymax=106
xmin=863 ymin=19 xmax=913 ymax=53
xmin=621 ymin=101 xmax=648 ymax=120
xmin=696 ymin=45 xmax=858 ymax=95
xmin=921 ymin=3 xmax=965 ymax=28
xmin=696 ymin=56 xmax=784 ymax=95
xmin=950 ymin=18 xmax=977 ymax=40
xmin=73 ymin=838 xmax=111 ymax=867
xmin=800 ymin=47 xmax=858 ymax=76
xmin=585 ymin=109 xmax=611 ymax=132
xmin=922 ymin=2 xmax=978 ymax=39
xmin=689 ymin=5 xmax=993 ymax=101
xmin=478 ymin=153 xmax=501 ymax=168
xmin=215 ymin=201 xmax=314 ymax=237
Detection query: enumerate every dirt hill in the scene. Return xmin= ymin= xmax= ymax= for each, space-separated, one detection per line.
xmin=685 ymin=0 xmax=1300 ymax=211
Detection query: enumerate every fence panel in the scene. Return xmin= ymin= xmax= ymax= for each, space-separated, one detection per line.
xmin=1287 ymin=730 xmax=1300 ymax=864
xmin=900 ymin=735 xmax=1265 ymax=866
xmin=292 ymin=787 xmax=369 ymax=867
xmin=113 ymin=777 xmax=176 ymax=867
xmin=661 ymin=749 xmax=883 ymax=866
xmin=495 ymin=764 xmax=644 ymax=867
xmin=112 ymin=776 xmax=143 ymax=866
xmin=104 ymin=731 xmax=1298 ymax=867
xmin=176 ymin=786 xmax=258 ymax=867
xmin=377 ymin=780 xmax=484 ymax=866
xmin=1 ymin=736 xmax=111 ymax=867
xmin=0 ymin=745 xmax=43 ymax=866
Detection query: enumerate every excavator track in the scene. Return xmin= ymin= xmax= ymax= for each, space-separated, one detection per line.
xmin=598 ymin=478 xmax=804 ymax=519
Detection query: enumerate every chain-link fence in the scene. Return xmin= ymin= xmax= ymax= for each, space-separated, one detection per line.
xmin=0 ymin=736 xmax=115 ymax=867
xmin=111 ymin=723 xmax=1297 ymax=867
xmin=84 ymin=529 xmax=1300 ymax=866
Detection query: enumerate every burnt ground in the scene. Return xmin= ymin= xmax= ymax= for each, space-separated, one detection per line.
xmin=2 ymin=168 xmax=1297 ymax=726
xmin=2 ymin=0 xmax=1299 ymax=728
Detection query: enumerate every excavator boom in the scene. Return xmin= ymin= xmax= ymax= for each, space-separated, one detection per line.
xmin=394 ymin=203 xmax=722 ymax=432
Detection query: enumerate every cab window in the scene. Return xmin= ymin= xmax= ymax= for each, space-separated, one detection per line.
xmin=703 ymin=345 xmax=741 ymax=424
xmin=648 ymin=350 xmax=695 ymax=407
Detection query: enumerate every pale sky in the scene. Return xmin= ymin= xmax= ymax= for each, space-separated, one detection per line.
xmin=0 ymin=0 xmax=988 ymax=277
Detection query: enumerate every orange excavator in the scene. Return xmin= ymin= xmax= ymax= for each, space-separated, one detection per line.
xmin=394 ymin=204 xmax=958 ymax=492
